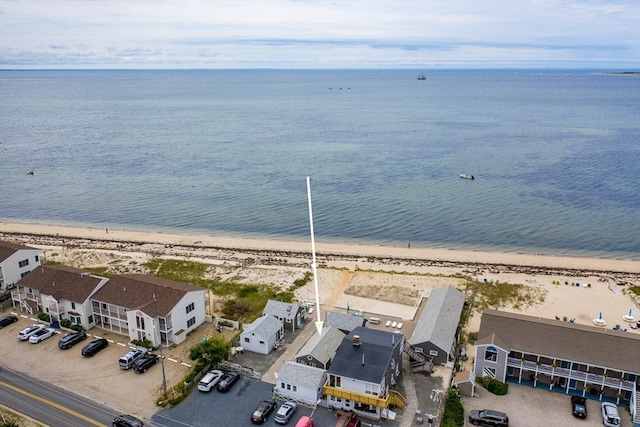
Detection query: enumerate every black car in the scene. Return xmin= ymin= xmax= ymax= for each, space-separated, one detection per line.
xmin=58 ymin=330 xmax=87 ymax=349
xmin=113 ymin=414 xmax=144 ymax=427
xmin=216 ymin=371 xmax=240 ymax=392
xmin=81 ymin=338 xmax=108 ymax=356
xmin=0 ymin=315 xmax=18 ymax=328
xmin=571 ymin=395 xmax=587 ymax=418
xmin=251 ymin=399 xmax=276 ymax=424
xmin=468 ymin=409 xmax=509 ymax=427
xmin=133 ymin=354 xmax=160 ymax=373
xmin=0 ymin=293 xmax=11 ymax=303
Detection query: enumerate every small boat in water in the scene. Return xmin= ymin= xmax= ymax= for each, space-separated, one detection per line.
xmin=459 ymin=174 xmax=474 ymax=180
xmin=416 ymin=72 xmax=426 ymax=80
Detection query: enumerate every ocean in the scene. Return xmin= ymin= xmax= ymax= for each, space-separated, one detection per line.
xmin=1 ymin=69 xmax=639 ymax=259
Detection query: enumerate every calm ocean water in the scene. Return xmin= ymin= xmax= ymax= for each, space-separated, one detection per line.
xmin=1 ymin=70 xmax=639 ymax=259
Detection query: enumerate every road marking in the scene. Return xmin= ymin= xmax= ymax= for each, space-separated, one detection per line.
xmin=0 ymin=380 xmax=107 ymax=427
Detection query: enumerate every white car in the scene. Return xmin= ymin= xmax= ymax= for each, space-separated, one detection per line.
xmin=601 ymin=402 xmax=620 ymax=427
xmin=29 ymin=327 xmax=56 ymax=344
xmin=18 ymin=324 xmax=46 ymax=341
xmin=197 ymin=369 xmax=223 ymax=392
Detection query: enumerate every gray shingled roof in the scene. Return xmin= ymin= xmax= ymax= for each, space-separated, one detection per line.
xmin=295 ymin=325 xmax=345 ymax=365
xmin=408 ymin=285 xmax=465 ymax=350
xmin=277 ymin=361 xmax=327 ymax=390
xmin=479 ymin=309 xmax=640 ymax=374
xmin=17 ymin=264 xmax=104 ymax=303
xmin=328 ymin=326 xmax=403 ymax=384
xmin=325 ymin=311 xmax=366 ymax=332
xmin=263 ymin=299 xmax=300 ymax=322
xmin=244 ymin=314 xmax=283 ymax=337
xmin=0 ymin=241 xmax=40 ymax=263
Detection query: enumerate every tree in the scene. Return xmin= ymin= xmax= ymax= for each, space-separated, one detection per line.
xmin=188 ymin=336 xmax=231 ymax=365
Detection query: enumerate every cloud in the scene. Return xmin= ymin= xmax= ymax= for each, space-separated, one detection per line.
xmin=1 ymin=0 xmax=638 ymax=69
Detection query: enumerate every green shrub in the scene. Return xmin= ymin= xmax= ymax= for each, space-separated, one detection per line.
xmin=440 ymin=387 xmax=465 ymax=427
xmin=131 ymin=338 xmax=154 ymax=349
xmin=60 ymin=318 xmax=73 ymax=328
xmin=477 ymin=376 xmax=509 ymax=395
xmin=37 ymin=312 xmax=50 ymax=322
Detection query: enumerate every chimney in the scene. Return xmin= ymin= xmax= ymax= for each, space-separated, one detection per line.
xmin=352 ymin=335 xmax=361 ymax=347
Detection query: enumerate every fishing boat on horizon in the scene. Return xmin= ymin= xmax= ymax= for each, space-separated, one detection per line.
xmin=416 ymin=72 xmax=426 ymax=80
xmin=459 ymin=173 xmax=474 ymax=180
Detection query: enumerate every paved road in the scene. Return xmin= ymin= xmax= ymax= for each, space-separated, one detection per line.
xmin=0 ymin=366 xmax=118 ymax=427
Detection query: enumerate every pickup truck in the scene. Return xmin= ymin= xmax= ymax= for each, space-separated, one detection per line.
xmin=118 ymin=347 xmax=148 ymax=369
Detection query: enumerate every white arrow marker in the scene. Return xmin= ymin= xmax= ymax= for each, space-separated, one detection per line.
xmin=307 ymin=176 xmax=324 ymax=336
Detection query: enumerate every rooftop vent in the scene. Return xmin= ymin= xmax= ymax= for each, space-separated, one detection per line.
xmin=352 ymin=335 xmax=361 ymax=347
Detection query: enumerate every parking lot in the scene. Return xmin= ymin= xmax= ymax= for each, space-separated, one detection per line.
xmin=463 ymin=381 xmax=633 ymax=427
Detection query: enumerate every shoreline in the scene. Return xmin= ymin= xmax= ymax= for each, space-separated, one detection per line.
xmin=1 ymin=221 xmax=638 ymax=275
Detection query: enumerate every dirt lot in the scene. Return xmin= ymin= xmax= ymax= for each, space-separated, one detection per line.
xmin=464 ymin=382 xmax=633 ymax=427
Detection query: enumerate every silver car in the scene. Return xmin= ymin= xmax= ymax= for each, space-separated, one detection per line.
xmin=274 ymin=401 xmax=298 ymax=424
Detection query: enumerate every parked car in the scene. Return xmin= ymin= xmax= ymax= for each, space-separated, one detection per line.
xmin=468 ymin=409 xmax=509 ymax=426
xmin=119 ymin=347 xmax=148 ymax=369
xmin=216 ymin=371 xmax=240 ymax=392
xmin=197 ymin=369 xmax=224 ymax=392
xmin=0 ymin=315 xmax=18 ymax=329
xmin=274 ymin=401 xmax=298 ymax=424
xmin=294 ymin=416 xmax=314 ymax=427
xmin=133 ymin=354 xmax=160 ymax=373
xmin=82 ymin=338 xmax=109 ymax=356
xmin=251 ymin=399 xmax=276 ymax=424
xmin=345 ymin=418 xmax=361 ymax=427
xmin=0 ymin=293 xmax=11 ymax=303
xmin=58 ymin=330 xmax=87 ymax=349
xmin=112 ymin=414 xmax=144 ymax=427
xmin=18 ymin=324 xmax=45 ymax=341
xmin=29 ymin=327 xmax=55 ymax=344
xmin=601 ymin=402 xmax=620 ymax=426
xmin=571 ymin=395 xmax=587 ymax=418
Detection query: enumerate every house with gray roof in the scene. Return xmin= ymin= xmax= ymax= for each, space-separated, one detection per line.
xmin=13 ymin=264 xmax=107 ymax=329
xmin=474 ymin=309 xmax=640 ymax=425
xmin=263 ymin=299 xmax=306 ymax=332
xmin=0 ymin=241 xmax=43 ymax=292
xmin=90 ymin=274 xmax=207 ymax=347
xmin=407 ymin=285 xmax=465 ymax=366
xmin=240 ymin=314 xmax=285 ymax=355
xmin=325 ymin=326 xmax=406 ymax=420
xmin=275 ymin=361 xmax=327 ymax=405
xmin=325 ymin=310 xmax=367 ymax=333
xmin=295 ymin=325 xmax=345 ymax=369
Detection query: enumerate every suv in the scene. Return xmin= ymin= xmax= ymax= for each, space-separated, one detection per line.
xmin=468 ymin=409 xmax=509 ymax=426
xmin=133 ymin=354 xmax=160 ymax=373
xmin=58 ymin=330 xmax=87 ymax=349
xmin=112 ymin=414 xmax=144 ymax=427
xmin=118 ymin=347 xmax=148 ymax=369
xmin=197 ymin=369 xmax=224 ymax=392
xmin=601 ymin=402 xmax=620 ymax=427
xmin=571 ymin=395 xmax=587 ymax=418
xmin=216 ymin=371 xmax=240 ymax=392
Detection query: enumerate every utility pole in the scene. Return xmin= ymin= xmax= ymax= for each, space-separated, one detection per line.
xmin=153 ymin=324 xmax=168 ymax=399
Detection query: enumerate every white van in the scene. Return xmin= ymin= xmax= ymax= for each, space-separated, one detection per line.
xmin=601 ymin=402 xmax=620 ymax=426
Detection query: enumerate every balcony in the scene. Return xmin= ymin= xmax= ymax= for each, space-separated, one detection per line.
xmin=323 ymin=385 xmax=406 ymax=409
xmin=507 ymin=357 xmax=635 ymax=391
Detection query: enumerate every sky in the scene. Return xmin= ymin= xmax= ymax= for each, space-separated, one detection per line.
xmin=1 ymin=0 xmax=639 ymax=69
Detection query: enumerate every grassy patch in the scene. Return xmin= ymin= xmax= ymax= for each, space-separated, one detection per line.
xmin=466 ymin=278 xmax=546 ymax=311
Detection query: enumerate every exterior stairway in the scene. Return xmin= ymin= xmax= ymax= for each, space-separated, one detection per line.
xmin=404 ymin=343 xmax=433 ymax=373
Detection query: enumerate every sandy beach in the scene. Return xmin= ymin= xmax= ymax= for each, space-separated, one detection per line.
xmin=2 ymin=221 xmax=639 ymax=331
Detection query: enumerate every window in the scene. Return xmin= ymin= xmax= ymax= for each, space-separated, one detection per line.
xmin=244 ymin=337 xmax=250 ymax=343
xmin=19 ymin=259 xmax=29 ymax=268
xmin=186 ymin=302 xmax=195 ymax=314
xmin=88 ymin=315 xmax=94 ymax=323
xmin=20 ymin=271 xmax=29 ymax=278
xmin=187 ymin=317 xmax=195 ymax=327
xmin=71 ymin=302 xmax=76 ymax=310
xmin=292 ymin=385 xmax=297 ymax=392
xmin=484 ymin=346 xmax=498 ymax=362
xmin=429 ymin=350 xmax=438 ymax=356
xmin=35 ymin=255 xmax=39 ymax=262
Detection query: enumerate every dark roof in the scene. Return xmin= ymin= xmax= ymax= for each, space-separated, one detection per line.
xmin=17 ymin=264 xmax=104 ymax=303
xmin=328 ymin=326 xmax=403 ymax=384
xmin=91 ymin=274 xmax=205 ymax=317
xmin=478 ymin=310 xmax=640 ymax=374
xmin=0 ymin=241 xmax=41 ymax=262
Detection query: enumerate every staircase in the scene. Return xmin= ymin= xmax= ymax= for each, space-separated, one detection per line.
xmin=404 ymin=343 xmax=433 ymax=373
xmin=633 ymin=383 xmax=640 ymax=425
